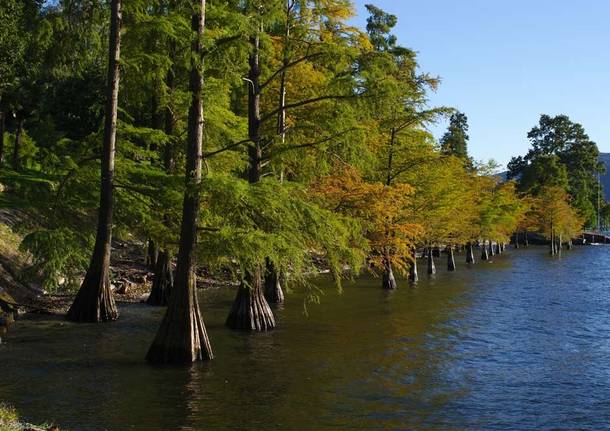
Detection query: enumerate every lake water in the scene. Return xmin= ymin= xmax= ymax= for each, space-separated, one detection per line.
xmin=2 ymin=246 xmax=610 ymax=430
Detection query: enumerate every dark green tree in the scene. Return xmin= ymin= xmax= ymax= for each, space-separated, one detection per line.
xmin=440 ymin=111 xmax=471 ymax=165
xmin=509 ymin=114 xmax=603 ymax=226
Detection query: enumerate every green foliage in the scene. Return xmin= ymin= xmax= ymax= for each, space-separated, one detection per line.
xmin=509 ymin=114 xmax=602 ymax=226
xmin=198 ymin=174 xmax=366 ymax=288
xmin=20 ymin=227 xmax=92 ymax=291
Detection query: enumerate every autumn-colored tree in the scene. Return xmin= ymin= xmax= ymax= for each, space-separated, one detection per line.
xmin=311 ymin=166 xmax=420 ymax=289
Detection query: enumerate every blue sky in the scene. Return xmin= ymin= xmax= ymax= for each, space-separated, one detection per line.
xmin=351 ymin=0 xmax=610 ymax=168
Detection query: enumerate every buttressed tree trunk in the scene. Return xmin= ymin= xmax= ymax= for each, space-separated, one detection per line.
xmin=466 ymin=242 xmax=475 ymax=264
xmin=381 ymin=255 xmax=397 ymax=289
xmin=227 ymin=267 xmax=276 ymax=331
xmin=409 ymin=252 xmax=418 ymax=282
xmin=146 ymin=0 xmax=213 ymax=363
xmin=226 ymin=30 xmax=276 ymax=331
xmin=427 ymin=248 xmax=436 ymax=275
xmin=147 ymin=250 xmax=172 ymax=306
xmin=447 ymin=246 xmax=456 ymax=271
xmin=264 ymin=258 xmax=285 ymax=302
xmin=66 ymin=0 xmax=122 ymax=322
xmin=481 ymin=241 xmax=489 ymax=261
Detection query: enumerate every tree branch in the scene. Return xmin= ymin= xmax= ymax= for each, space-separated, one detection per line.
xmin=260 ymin=94 xmax=357 ymax=124
xmin=259 ymin=53 xmax=322 ymax=91
xmin=202 ymin=139 xmax=251 ymax=158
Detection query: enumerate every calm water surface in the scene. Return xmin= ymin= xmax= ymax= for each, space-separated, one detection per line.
xmin=2 ymin=247 xmax=610 ymax=430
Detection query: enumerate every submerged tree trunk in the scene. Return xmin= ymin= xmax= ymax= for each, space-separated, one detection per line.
xmin=147 ymin=250 xmax=172 ymax=306
xmin=66 ymin=0 xmax=123 ymax=323
xmin=409 ymin=255 xmax=418 ymax=282
xmin=466 ymin=242 xmax=475 ymax=264
xmin=427 ymin=248 xmax=436 ymax=275
xmin=146 ymin=0 xmax=213 ymax=364
xmin=227 ymin=30 xmax=276 ymax=330
xmin=264 ymin=258 xmax=285 ymax=302
xmin=481 ymin=241 xmax=489 ymax=261
xmin=12 ymin=116 xmax=23 ymax=171
xmin=227 ymin=267 xmax=276 ymax=331
xmin=447 ymin=246 xmax=456 ymax=271
xmin=381 ymin=255 xmax=397 ymax=289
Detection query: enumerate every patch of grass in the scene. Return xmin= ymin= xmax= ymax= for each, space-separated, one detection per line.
xmin=0 ymin=403 xmax=19 ymax=431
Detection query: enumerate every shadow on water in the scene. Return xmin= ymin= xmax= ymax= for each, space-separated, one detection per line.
xmin=2 ymin=247 xmax=610 ymax=430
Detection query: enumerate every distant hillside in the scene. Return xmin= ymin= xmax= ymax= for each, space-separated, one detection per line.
xmin=600 ymin=153 xmax=610 ymax=201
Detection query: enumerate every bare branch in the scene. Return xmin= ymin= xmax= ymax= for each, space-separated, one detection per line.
xmin=203 ymin=139 xmax=251 ymax=158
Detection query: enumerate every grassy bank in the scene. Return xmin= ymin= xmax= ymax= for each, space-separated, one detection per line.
xmin=0 ymin=404 xmax=58 ymax=431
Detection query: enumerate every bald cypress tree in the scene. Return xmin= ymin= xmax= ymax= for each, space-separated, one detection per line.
xmin=146 ymin=0 xmax=213 ymax=364
xmin=66 ymin=0 xmax=122 ymax=323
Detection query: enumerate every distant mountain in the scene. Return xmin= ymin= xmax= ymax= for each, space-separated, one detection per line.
xmin=498 ymin=153 xmax=610 ymax=201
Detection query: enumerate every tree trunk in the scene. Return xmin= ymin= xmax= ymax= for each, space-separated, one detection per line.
xmin=381 ymin=256 xmax=397 ymax=289
xmin=147 ymin=250 xmax=172 ymax=306
xmin=66 ymin=0 xmax=122 ymax=323
xmin=146 ymin=0 xmax=213 ymax=364
xmin=227 ymin=267 xmax=276 ymax=331
xmin=466 ymin=242 xmax=475 ymax=264
xmin=427 ymin=248 xmax=436 ymax=275
xmin=12 ymin=116 xmax=23 ymax=171
xmin=227 ymin=29 xmax=276 ymax=330
xmin=0 ymin=111 xmax=5 ymax=166
xmin=408 ymin=255 xmax=418 ymax=282
xmin=488 ymin=240 xmax=495 ymax=256
xmin=163 ymin=45 xmax=176 ymax=173
xmin=495 ymin=242 xmax=501 ymax=255
xmin=146 ymin=239 xmax=159 ymax=270
xmin=447 ymin=246 xmax=456 ymax=271
xmin=481 ymin=242 xmax=489 ymax=261
xmin=432 ymin=247 xmax=441 ymax=258
xmin=567 ymin=239 xmax=573 ymax=250
xmin=264 ymin=258 xmax=285 ymax=303
xmin=524 ymin=230 xmax=529 ymax=247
